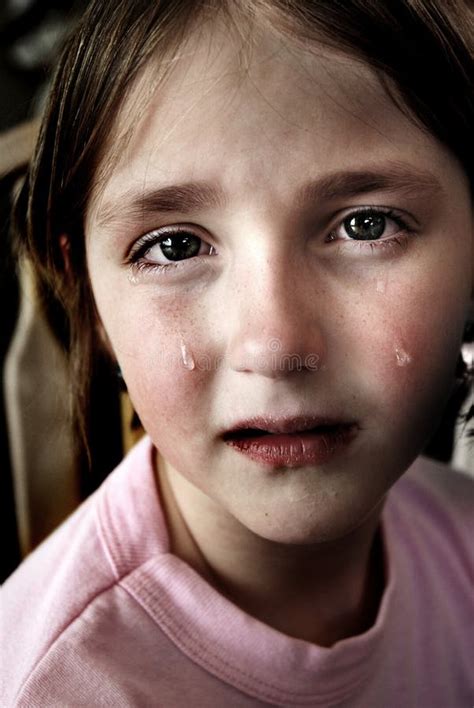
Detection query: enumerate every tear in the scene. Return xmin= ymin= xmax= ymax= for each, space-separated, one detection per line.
xmin=180 ymin=336 xmax=196 ymax=371
xmin=395 ymin=346 xmax=412 ymax=367
xmin=376 ymin=279 xmax=386 ymax=293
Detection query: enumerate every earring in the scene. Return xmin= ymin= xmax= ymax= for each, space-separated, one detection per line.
xmin=460 ymin=307 xmax=474 ymax=375
xmin=456 ymin=308 xmax=474 ymax=436
xmin=460 ymin=342 xmax=474 ymax=376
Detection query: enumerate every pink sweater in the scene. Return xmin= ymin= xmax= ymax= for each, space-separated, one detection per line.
xmin=2 ymin=436 xmax=473 ymax=707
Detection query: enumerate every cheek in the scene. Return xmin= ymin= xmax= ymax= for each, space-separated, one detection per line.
xmin=104 ymin=294 xmax=213 ymax=447
xmin=352 ymin=270 xmax=467 ymax=437
xmin=128 ymin=356 xmax=208 ymax=441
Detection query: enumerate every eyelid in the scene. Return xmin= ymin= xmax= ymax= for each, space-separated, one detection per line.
xmin=331 ymin=204 xmax=419 ymax=231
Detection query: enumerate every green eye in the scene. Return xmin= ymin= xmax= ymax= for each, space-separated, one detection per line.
xmin=343 ymin=212 xmax=386 ymax=240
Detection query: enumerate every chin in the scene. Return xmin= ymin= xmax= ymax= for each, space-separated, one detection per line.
xmin=234 ymin=489 xmax=385 ymax=546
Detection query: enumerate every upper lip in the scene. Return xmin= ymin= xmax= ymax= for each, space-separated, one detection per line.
xmin=221 ymin=414 xmax=354 ymax=438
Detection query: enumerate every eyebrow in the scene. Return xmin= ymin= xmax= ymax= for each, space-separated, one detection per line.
xmin=95 ymin=163 xmax=443 ymax=229
xmin=295 ymin=162 xmax=443 ymax=207
xmin=96 ymin=183 xmax=225 ymax=229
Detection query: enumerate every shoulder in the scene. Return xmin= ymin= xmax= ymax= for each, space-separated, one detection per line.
xmin=381 ymin=456 xmax=474 ymax=691
xmin=2 ymin=435 xmax=162 ymax=705
xmin=391 ymin=453 xmax=474 ymax=523
xmin=386 ymin=454 xmax=474 ymax=580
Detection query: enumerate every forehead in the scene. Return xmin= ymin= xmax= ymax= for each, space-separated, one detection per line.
xmin=87 ymin=18 xmax=459 ymax=224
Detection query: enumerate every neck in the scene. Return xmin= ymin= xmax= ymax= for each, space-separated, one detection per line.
xmin=155 ymin=451 xmax=386 ymax=648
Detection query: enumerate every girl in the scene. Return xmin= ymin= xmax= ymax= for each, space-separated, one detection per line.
xmin=3 ymin=0 xmax=473 ymax=705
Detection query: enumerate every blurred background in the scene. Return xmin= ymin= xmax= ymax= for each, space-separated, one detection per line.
xmin=0 ymin=0 xmax=128 ymax=583
xmin=0 ymin=0 xmax=88 ymax=130
xmin=0 ymin=0 xmax=472 ymax=584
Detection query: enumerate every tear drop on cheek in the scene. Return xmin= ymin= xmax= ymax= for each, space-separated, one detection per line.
xmin=395 ymin=346 xmax=412 ymax=367
xmin=376 ymin=279 xmax=386 ymax=293
xmin=180 ymin=337 xmax=196 ymax=371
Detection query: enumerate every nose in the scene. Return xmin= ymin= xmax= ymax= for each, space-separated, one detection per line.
xmin=226 ymin=254 xmax=327 ymax=379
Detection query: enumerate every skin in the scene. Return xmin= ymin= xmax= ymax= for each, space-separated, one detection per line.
xmin=85 ymin=20 xmax=473 ymax=647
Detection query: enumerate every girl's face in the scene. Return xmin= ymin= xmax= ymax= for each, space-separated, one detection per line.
xmin=86 ymin=23 xmax=473 ymax=544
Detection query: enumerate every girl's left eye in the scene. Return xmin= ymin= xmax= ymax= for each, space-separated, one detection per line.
xmin=327 ymin=207 xmax=415 ymax=253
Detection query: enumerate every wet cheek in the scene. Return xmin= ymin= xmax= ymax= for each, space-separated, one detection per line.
xmin=108 ymin=296 xmax=212 ymax=446
xmin=369 ymin=317 xmax=426 ymax=395
xmin=359 ymin=283 xmax=460 ymax=430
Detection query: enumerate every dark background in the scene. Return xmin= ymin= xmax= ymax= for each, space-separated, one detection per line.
xmin=0 ymin=0 xmax=125 ymax=583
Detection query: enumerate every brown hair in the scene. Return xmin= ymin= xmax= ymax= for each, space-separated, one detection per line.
xmin=13 ymin=0 xmax=474 ymax=469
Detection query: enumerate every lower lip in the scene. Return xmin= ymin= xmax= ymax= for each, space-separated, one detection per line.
xmin=224 ymin=425 xmax=358 ymax=468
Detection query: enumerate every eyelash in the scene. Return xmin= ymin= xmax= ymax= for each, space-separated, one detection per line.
xmin=127 ymin=207 xmax=415 ymax=277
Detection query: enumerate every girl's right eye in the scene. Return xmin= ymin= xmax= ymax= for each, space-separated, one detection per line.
xmin=128 ymin=228 xmax=215 ymax=275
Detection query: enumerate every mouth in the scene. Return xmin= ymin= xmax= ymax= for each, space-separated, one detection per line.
xmin=220 ymin=414 xmax=358 ymax=468
xmin=222 ymin=424 xmax=347 ymax=441
xmin=221 ymin=414 xmax=356 ymax=440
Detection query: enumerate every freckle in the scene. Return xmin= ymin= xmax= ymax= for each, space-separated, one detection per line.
xmin=395 ymin=346 xmax=412 ymax=367
xmin=180 ymin=336 xmax=196 ymax=370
